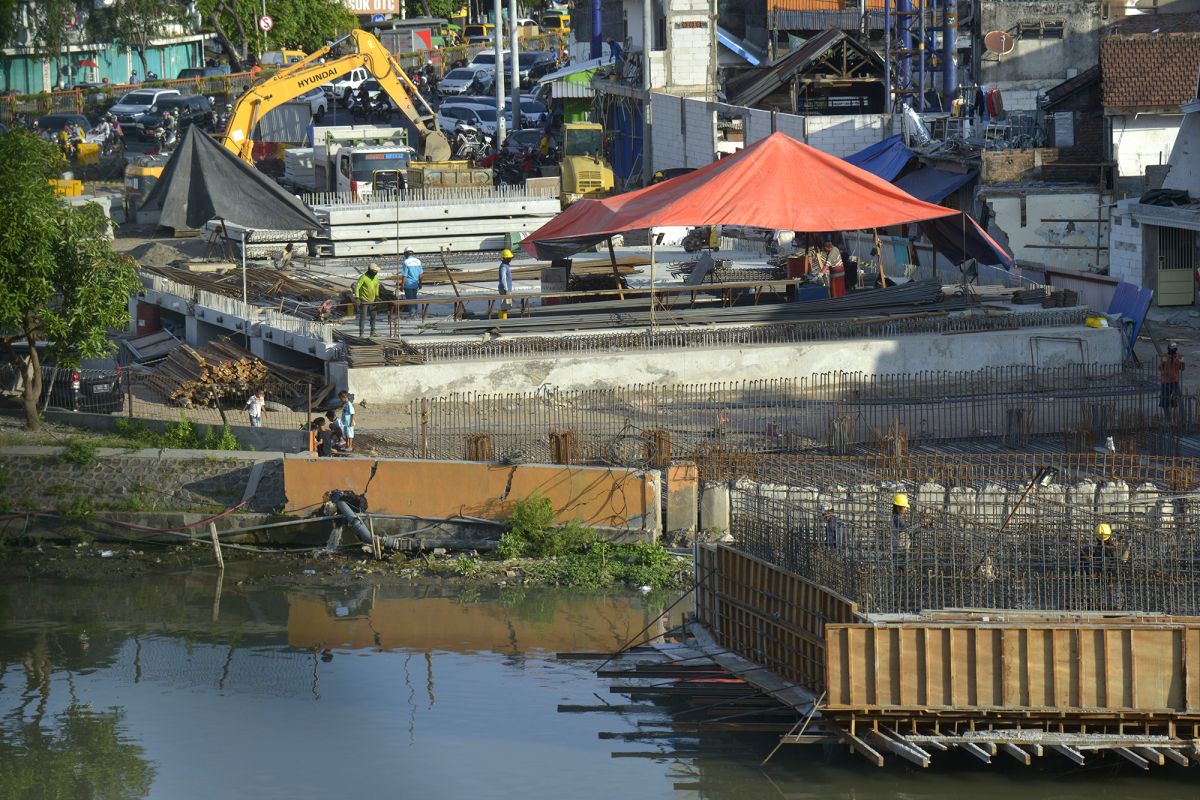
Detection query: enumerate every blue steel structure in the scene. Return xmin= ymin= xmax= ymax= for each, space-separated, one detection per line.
xmin=882 ymin=0 xmax=960 ymax=112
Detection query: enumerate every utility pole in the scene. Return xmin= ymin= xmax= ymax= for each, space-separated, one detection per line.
xmin=641 ymin=0 xmax=653 ymax=185
xmin=493 ymin=0 xmax=506 ymax=144
xmin=509 ymin=0 xmax=520 ymax=137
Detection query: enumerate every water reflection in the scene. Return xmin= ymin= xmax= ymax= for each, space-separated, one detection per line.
xmin=0 ymin=568 xmax=1192 ymax=800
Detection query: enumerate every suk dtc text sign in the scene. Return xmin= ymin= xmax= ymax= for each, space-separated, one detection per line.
xmin=341 ymin=0 xmax=398 ymax=13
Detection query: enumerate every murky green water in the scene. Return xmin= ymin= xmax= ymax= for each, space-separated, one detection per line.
xmin=0 ymin=565 xmax=1196 ymax=799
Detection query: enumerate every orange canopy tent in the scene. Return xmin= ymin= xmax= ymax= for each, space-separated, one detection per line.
xmin=521 ymin=132 xmax=1009 ymax=265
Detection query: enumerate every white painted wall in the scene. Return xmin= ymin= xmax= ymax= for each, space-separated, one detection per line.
xmin=1163 ymin=111 xmax=1200 ymax=197
xmin=343 ymin=326 xmax=1123 ymax=402
xmin=1111 ymin=113 xmax=1185 ymax=178
xmin=984 ymin=191 xmax=1109 ymax=272
xmin=663 ymin=0 xmax=714 ymax=93
xmin=1108 ymin=204 xmax=1144 ymax=286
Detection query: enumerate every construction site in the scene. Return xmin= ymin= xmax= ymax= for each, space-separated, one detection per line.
xmin=8 ymin=3 xmax=1200 ymax=781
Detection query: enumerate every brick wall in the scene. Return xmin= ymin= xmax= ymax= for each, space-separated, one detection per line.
xmin=651 ymin=92 xmax=685 ymax=169
xmin=683 ymin=97 xmax=716 ymax=166
xmin=804 ymin=114 xmax=887 ymax=157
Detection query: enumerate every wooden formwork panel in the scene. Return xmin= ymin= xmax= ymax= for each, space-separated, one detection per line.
xmin=825 ymin=622 xmax=1200 ymax=714
xmin=695 ymin=544 xmax=857 ymax=691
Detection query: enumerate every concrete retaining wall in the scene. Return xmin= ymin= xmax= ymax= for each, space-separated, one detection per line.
xmin=340 ymin=325 xmax=1123 ymax=402
xmin=282 ymin=456 xmax=662 ymax=537
xmin=28 ymin=409 xmax=310 ymax=453
xmin=0 ymin=447 xmax=286 ymax=515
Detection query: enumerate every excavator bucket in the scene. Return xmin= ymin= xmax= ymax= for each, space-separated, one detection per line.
xmin=420 ymin=129 xmax=452 ymax=162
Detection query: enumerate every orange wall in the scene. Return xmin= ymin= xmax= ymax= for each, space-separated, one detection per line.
xmin=287 ymin=593 xmax=669 ymax=653
xmin=283 ymin=456 xmax=659 ymax=531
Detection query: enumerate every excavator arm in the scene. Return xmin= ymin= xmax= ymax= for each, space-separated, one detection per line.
xmin=220 ymin=29 xmax=450 ymax=163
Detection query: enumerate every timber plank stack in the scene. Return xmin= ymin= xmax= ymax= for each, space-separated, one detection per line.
xmin=144 ymin=339 xmax=322 ymax=408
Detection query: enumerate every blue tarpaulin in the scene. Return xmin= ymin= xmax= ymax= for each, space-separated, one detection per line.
xmin=843 ymin=135 xmax=913 ymax=181
xmin=893 ymin=166 xmax=977 ymax=204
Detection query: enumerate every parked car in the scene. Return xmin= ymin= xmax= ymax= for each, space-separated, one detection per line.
xmin=325 ymin=67 xmax=370 ymax=105
xmin=128 ymin=95 xmax=214 ymax=139
xmin=438 ymin=104 xmax=501 ymax=137
xmin=501 ymin=127 xmax=544 ymax=154
xmin=177 ymin=65 xmax=232 ymax=79
xmin=518 ymin=51 xmax=557 ymax=87
xmin=297 ymin=87 xmax=329 ymax=120
xmin=107 ymin=88 xmax=181 ymax=123
xmin=450 ymin=95 xmax=542 ymax=128
xmin=469 ymin=50 xmax=509 ymax=68
xmin=437 ymin=66 xmax=492 ymax=96
xmin=36 ymin=113 xmax=92 ymax=134
xmin=0 ymin=349 xmax=124 ymax=415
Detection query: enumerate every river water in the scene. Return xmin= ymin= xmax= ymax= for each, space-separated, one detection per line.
xmin=0 ymin=564 xmax=1194 ymax=799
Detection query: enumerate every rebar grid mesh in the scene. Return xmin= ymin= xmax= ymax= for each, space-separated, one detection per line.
xmin=408 ymin=309 xmax=1090 ymax=364
xmin=386 ymin=363 xmax=1184 ymax=464
xmin=731 ymin=486 xmax=1200 ymax=616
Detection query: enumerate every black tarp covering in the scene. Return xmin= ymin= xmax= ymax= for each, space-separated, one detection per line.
xmin=140 ymin=126 xmax=320 ymax=232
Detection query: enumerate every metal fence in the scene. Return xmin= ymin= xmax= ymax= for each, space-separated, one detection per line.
xmin=731 ymin=488 xmax=1200 ymax=616
xmin=371 ymin=363 xmax=1179 ymax=463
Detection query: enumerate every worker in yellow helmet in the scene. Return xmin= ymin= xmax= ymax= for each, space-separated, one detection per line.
xmin=497 ymin=248 xmax=514 ymax=320
xmin=890 ymin=492 xmax=909 ymax=555
xmin=1084 ymin=522 xmax=1128 ymax=574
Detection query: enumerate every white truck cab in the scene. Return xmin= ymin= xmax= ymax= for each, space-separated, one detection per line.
xmin=325 ymin=67 xmax=370 ymax=105
xmin=335 ymin=143 xmax=416 ymax=198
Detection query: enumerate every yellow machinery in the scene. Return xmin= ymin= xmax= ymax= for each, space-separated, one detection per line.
xmin=406 ymin=160 xmax=492 ymax=189
xmin=222 ymin=29 xmax=450 ymax=163
xmin=559 ymin=122 xmax=614 ymax=205
xmin=124 ymin=155 xmax=168 ymax=219
xmin=260 ymin=49 xmax=307 ymax=67
xmin=75 ymin=141 xmax=101 ymax=167
xmin=49 ymin=179 xmax=83 ymax=197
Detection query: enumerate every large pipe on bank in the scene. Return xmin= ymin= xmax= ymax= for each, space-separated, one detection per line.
xmin=591 ymin=0 xmax=603 ymax=59
xmin=942 ymin=0 xmax=958 ymax=98
xmin=330 ymin=491 xmax=402 ymax=552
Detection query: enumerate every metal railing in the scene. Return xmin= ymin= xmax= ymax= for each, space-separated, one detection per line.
xmin=304 ymin=184 xmax=557 ymax=209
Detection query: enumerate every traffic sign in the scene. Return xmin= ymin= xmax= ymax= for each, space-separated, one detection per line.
xmin=258 ymin=15 xmax=274 ymax=32
xmin=371 ymin=13 xmax=386 ymax=21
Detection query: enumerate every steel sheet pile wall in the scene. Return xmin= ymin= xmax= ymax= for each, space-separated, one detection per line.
xmin=395 ymin=364 xmax=1169 ymax=464
xmin=695 ymin=543 xmax=858 ymax=691
xmin=730 ymin=488 xmax=1200 ymax=616
xmin=825 ymin=621 xmax=1200 ymax=716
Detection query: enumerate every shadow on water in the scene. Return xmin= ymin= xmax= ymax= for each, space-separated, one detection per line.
xmin=0 ymin=565 xmax=1195 ymax=799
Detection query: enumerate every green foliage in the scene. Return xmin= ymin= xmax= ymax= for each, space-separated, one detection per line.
xmin=453 ymin=554 xmax=482 ymax=577
xmin=0 ymin=704 xmax=156 ymax=798
xmin=87 ymin=0 xmax=189 ymax=73
xmin=0 ymin=130 xmax=140 ymax=430
xmin=498 ymin=493 xmax=685 ymax=589
xmin=196 ymin=0 xmax=355 ymax=66
xmin=62 ymin=497 xmax=96 ymax=523
xmin=202 ymin=425 xmax=241 ymax=451
xmin=161 ymin=416 xmax=198 ymax=449
xmin=59 ymin=438 xmax=98 ymax=468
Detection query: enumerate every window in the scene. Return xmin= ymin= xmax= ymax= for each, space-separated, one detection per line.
xmin=1017 ymin=20 xmax=1065 ymax=39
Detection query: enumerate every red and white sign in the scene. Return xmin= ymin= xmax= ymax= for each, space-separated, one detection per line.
xmin=340 ymin=0 xmax=399 ymax=15
xmin=258 ymin=15 xmax=274 ymax=32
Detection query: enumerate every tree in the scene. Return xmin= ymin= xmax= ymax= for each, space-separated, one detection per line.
xmin=197 ymin=0 xmax=355 ymax=69
xmin=87 ymin=0 xmax=190 ymax=76
xmin=26 ymin=0 xmax=83 ymax=88
xmin=0 ymin=131 xmax=140 ymax=431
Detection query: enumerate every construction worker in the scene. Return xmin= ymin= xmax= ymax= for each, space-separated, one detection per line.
xmin=400 ymin=248 xmax=423 ymax=302
xmin=1159 ymin=342 xmax=1185 ymax=414
xmin=497 ymin=248 xmax=514 ymax=320
xmin=822 ymin=504 xmax=846 ymax=552
xmin=890 ymin=492 xmax=909 ymax=554
xmin=354 ymin=263 xmax=382 ymax=337
xmin=1083 ymin=522 xmax=1129 ymax=574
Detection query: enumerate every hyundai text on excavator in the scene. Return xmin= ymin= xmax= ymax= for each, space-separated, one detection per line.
xmin=220 ymin=29 xmax=451 ymax=164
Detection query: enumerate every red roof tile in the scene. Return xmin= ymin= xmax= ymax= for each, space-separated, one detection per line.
xmin=1100 ymin=30 xmax=1200 ymax=109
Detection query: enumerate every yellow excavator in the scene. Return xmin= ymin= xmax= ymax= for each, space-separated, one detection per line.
xmin=221 ymin=29 xmax=451 ymax=163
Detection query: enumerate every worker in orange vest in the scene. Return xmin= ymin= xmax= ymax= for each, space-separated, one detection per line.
xmin=1159 ymin=342 xmax=1185 ymax=414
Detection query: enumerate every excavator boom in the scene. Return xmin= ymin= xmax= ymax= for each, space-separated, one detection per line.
xmin=221 ymin=30 xmax=450 ymax=163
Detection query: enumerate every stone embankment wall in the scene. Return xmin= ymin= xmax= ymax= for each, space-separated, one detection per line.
xmin=0 ymin=447 xmax=286 ymax=515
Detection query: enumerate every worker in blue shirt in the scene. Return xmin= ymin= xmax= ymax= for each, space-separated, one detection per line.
xmin=400 ymin=247 xmax=423 ymax=303
xmin=607 ymin=38 xmax=622 ymax=65
xmin=497 ymin=248 xmax=514 ymax=320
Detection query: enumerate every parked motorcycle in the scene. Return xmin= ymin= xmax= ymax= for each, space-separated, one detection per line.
xmin=453 ymin=122 xmax=489 ymax=161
